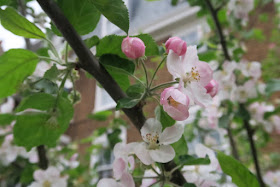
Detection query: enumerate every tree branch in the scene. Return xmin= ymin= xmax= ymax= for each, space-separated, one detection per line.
xmin=37 ymin=145 xmax=48 ymax=169
xmin=243 ymin=118 xmax=265 ymax=187
xmin=205 ymin=0 xmax=231 ymax=61
xmin=36 ymin=0 xmax=186 ymax=184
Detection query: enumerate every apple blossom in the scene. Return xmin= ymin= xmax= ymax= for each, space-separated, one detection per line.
xmin=121 ymin=36 xmax=145 ymax=59
xmin=28 ymin=166 xmax=68 ymax=187
xmin=264 ymin=170 xmax=280 ymax=187
xmin=134 ymin=118 xmax=184 ymax=164
xmin=204 ymin=80 xmax=219 ymax=97
xmin=141 ymin=170 xmax=158 ymax=187
xmin=228 ymin=0 xmax=254 ymax=21
xmin=234 ymin=80 xmax=257 ymax=103
xmin=97 ymin=172 xmax=135 ymax=187
xmin=160 ymin=87 xmax=190 ymax=121
xmin=165 ymin=37 xmax=187 ymax=56
xmin=238 ymin=61 xmax=261 ymax=80
xmin=166 ymin=46 xmax=213 ymax=107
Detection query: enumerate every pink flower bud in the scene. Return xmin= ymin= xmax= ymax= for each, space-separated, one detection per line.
xmin=165 ymin=37 xmax=187 ymax=56
xmin=121 ymin=36 xmax=145 ymax=59
xmin=160 ymin=87 xmax=189 ymax=121
xmin=205 ymin=80 xmax=219 ymax=97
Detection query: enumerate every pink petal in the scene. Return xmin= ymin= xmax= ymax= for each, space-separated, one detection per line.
xmin=113 ymin=158 xmax=126 ymax=180
xmin=196 ymin=61 xmax=213 ymax=87
xmin=97 ymin=178 xmax=121 ymax=187
xmin=120 ymin=172 xmax=135 ymax=187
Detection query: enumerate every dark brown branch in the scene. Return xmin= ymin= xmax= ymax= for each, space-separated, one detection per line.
xmin=205 ymin=0 xmax=231 ymax=61
xmin=36 ymin=0 xmax=186 ymax=184
xmin=243 ymin=118 xmax=265 ymax=187
xmin=37 ymin=145 xmax=48 ymax=169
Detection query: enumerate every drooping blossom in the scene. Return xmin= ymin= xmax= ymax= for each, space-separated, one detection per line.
xmin=134 ymin=118 xmax=184 ymax=164
xmin=121 ymin=36 xmax=145 ymax=59
xmin=160 ymin=87 xmax=190 ymax=121
xmin=28 ymin=166 xmax=68 ymax=187
xmin=165 ymin=37 xmax=187 ymax=56
xmin=204 ymin=80 xmax=219 ymax=97
xmin=166 ymin=46 xmax=213 ymax=107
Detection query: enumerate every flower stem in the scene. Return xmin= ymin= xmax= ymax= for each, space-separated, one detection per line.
xmin=149 ymin=56 xmax=167 ymax=88
xmin=39 ymin=56 xmax=64 ymax=65
xmin=150 ymin=81 xmax=179 ymax=92
xmin=140 ymin=59 xmax=149 ymax=86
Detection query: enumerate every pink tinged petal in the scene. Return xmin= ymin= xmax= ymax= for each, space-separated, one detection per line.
xmin=159 ymin=124 xmax=184 ymax=145
xmin=134 ymin=143 xmax=154 ymax=165
xmin=181 ymin=45 xmax=200 ymax=73
xmin=127 ymin=156 xmax=135 ymax=171
xmin=189 ymin=83 xmax=212 ymax=107
xmin=120 ymin=172 xmax=135 ymax=187
xmin=97 ymin=178 xmax=121 ymax=187
xmin=165 ymin=37 xmax=187 ymax=56
xmin=196 ymin=61 xmax=213 ymax=87
xmin=113 ymin=158 xmax=126 ymax=180
xmin=163 ymin=104 xmax=190 ymax=121
xmin=34 ymin=170 xmax=46 ymax=182
xmin=149 ymin=145 xmax=175 ymax=163
xmin=204 ymin=80 xmax=219 ymax=97
xmin=141 ymin=118 xmax=162 ymax=143
xmin=166 ymin=50 xmax=185 ymax=78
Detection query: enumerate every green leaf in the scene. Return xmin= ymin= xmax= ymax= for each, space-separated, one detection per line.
xmin=198 ymin=50 xmax=217 ymax=62
xmin=96 ymin=34 xmax=159 ymax=58
xmin=0 ymin=0 xmax=12 ymax=6
xmin=217 ymin=152 xmax=259 ymax=187
xmin=0 ymin=114 xmax=15 ymax=126
xmin=218 ymin=114 xmax=230 ymax=128
xmin=126 ymin=83 xmax=146 ymax=98
xmin=99 ymin=54 xmax=135 ymax=75
xmin=44 ymin=64 xmax=60 ymax=81
xmin=264 ymin=106 xmax=280 ymax=119
xmin=88 ymin=110 xmax=113 ymax=121
xmin=179 ymin=154 xmax=210 ymax=165
xmin=155 ymin=106 xmax=175 ymax=129
xmin=33 ymin=78 xmax=58 ymax=94
xmin=265 ymin=79 xmax=280 ymax=96
xmin=172 ymin=136 xmax=188 ymax=163
xmin=14 ymin=93 xmax=73 ymax=150
xmin=85 ymin=35 xmax=99 ymax=48
xmin=99 ymin=54 xmax=134 ymax=91
xmin=55 ymin=0 xmax=101 ymax=35
xmin=89 ymin=0 xmax=129 ymax=34
xmin=0 ymin=7 xmax=45 ymax=39
xmin=116 ymin=97 xmax=141 ymax=110
xmin=0 ymin=49 xmax=39 ymax=98
xmin=184 ymin=183 xmax=197 ymax=187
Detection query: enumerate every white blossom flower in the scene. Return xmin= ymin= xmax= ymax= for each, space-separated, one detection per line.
xmin=134 ymin=118 xmax=184 ymax=164
xmin=28 ymin=166 xmax=68 ymax=187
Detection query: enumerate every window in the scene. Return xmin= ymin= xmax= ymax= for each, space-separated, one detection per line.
xmin=94 ymin=85 xmax=116 ymax=113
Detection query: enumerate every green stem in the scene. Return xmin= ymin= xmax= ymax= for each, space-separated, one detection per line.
xmin=131 ymin=74 xmax=146 ymax=87
xmin=140 ymin=59 xmax=149 ymax=86
xmin=65 ymin=42 xmax=69 ymax=65
xmin=151 ymin=166 xmax=161 ymax=176
xmin=150 ymin=81 xmax=179 ymax=92
xmin=149 ymin=56 xmax=167 ymax=88
xmin=169 ymin=164 xmax=183 ymax=175
xmin=39 ymin=56 xmax=64 ymax=65
xmin=44 ymin=38 xmax=63 ymax=64
xmin=53 ymin=70 xmax=70 ymax=109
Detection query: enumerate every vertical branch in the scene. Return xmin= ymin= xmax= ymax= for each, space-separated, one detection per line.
xmin=205 ymin=0 xmax=231 ymax=61
xmin=205 ymin=1 xmax=264 ymax=185
xmin=37 ymin=145 xmax=49 ymax=169
xmin=243 ymin=120 xmax=265 ymax=187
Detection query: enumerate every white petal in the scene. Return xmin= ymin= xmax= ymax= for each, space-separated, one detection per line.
xmin=159 ymin=124 xmax=184 ymax=145
xmin=113 ymin=143 xmax=127 ymax=158
xmin=134 ymin=143 xmax=154 ymax=165
xmin=149 ymin=145 xmax=175 ymax=163
xmin=141 ymin=118 xmax=162 ymax=143
xmin=189 ymin=82 xmax=212 ymax=107
xmin=166 ymin=50 xmax=184 ymax=77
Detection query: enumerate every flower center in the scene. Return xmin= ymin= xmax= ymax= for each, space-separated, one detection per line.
xmin=168 ymin=97 xmax=180 ymax=107
xmin=43 ymin=180 xmax=51 ymax=187
xmin=145 ymin=133 xmax=160 ymax=150
xmin=183 ymin=66 xmax=200 ymax=86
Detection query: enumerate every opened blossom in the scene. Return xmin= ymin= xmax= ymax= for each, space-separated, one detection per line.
xmin=167 ymin=45 xmax=213 ymax=107
xmin=134 ymin=118 xmax=184 ymax=164
xmin=160 ymin=87 xmax=190 ymax=121
xmin=121 ymin=36 xmax=145 ymax=59
xmin=165 ymin=37 xmax=187 ymax=56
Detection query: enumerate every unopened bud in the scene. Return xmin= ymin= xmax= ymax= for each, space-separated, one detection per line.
xmin=165 ymin=37 xmax=187 ymax=56
xmin=121 ymin=36 xmax=145 ymax=59
xmin=205 ymin=80 xmax=219 ymax=97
